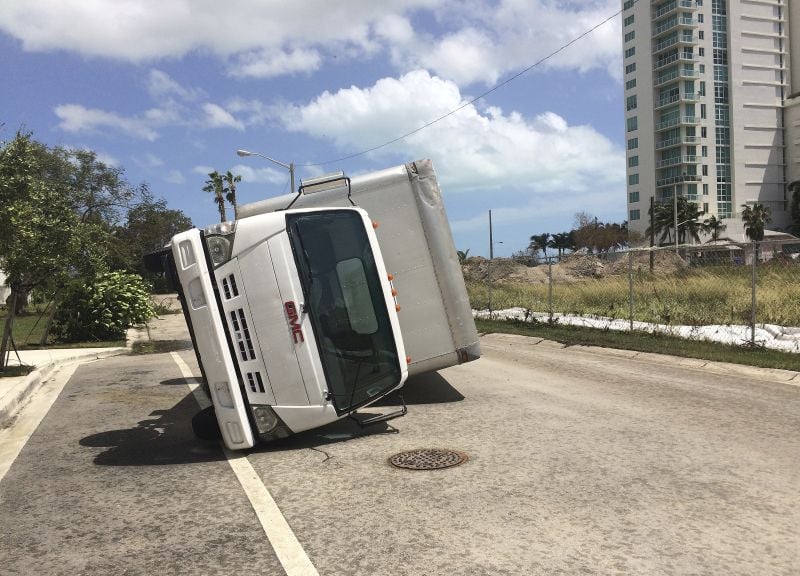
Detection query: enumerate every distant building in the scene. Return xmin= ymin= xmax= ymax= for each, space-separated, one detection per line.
xmin=622 ymin=0 xmax=796 ymax=239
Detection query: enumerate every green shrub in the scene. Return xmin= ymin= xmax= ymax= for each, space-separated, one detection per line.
xmin=53 ymin=271 xmax=154 ymax=342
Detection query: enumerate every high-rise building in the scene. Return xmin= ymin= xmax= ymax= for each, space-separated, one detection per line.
xmin=623 ymin=0 xmax=794 ymax=241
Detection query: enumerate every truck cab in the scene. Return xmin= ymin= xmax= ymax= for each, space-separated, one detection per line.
xmin=169 ymin=206 xmax=407 ymax=450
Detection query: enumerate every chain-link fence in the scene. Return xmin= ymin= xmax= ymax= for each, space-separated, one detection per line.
xmin=468 ymin=239 xmax=800 ymax=349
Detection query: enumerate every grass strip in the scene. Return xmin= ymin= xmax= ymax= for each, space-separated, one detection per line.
xmin=476 ymin=318 xmax=800 ymax=372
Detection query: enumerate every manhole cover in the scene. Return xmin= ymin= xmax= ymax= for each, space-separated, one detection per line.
xmin=388 ymin=448 xmax=468 ymax=470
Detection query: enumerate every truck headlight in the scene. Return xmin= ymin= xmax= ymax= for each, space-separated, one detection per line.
xmin=203 ymin=221 xmax=237 ymax=268
xmin=251 ymin=405 xmax=279 ymax=434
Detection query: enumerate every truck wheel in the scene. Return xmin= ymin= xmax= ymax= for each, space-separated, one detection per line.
xmin=191 ymin=406 xmax=222 ymax=441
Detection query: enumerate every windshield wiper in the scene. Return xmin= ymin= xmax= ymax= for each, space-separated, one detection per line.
xmin=292 ymin=222 xmax=314 ymax=287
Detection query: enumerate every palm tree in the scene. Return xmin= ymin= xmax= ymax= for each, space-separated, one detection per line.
xmin=741 ymin=202 xmax=771 ymax=263
xmin=702 ymin=214 xmax=727 ymax=242
xmin=548 ymin=232 xmax=572 ymax=258
xmin=530 ymin=233 xmax=550 ymax=260
xmin=677 ymin=198 xmax=704 ymax=245
xmin=223 ymin=170 xmax=242 ymax=218
xmin=203 ymin=170 xmax=226 ymax=222
xmin=457 ymin=249 xmax=470 ymax=264
xmin=647 ymin=197 xmax=703 ymax=245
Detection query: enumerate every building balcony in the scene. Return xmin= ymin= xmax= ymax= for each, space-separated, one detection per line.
xmin=656 ymin=174 xmax=702 ymax=187
xmin=656 ymin=155 xmax=700 ymax=168
xmin=655 ymin=116 xmax=700 ymax=131
xmin=653 ymin=34 xmax=697 ymax=55
xmin=655 ymin=135 xmax=701 ymax=150
xmin=655 ymin=93 xmax=681 ymax=110
xmin=653 ymin=17 xmax=697 ymax=39
xmin=654 ymin=51 xmax=694 ymax=71
xmin=653 ymin=0 xmax=698 ymax=19
xmin=654 ymin=67 xmax=700 ymax=87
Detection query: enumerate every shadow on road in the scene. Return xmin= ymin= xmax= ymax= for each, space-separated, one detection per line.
xmin=373 ymin=371 xmax=465 ymax=406
xmin=82 ymin=372 xmax=464 ymax=463
xmin=79 ymin=393 xmax=224 ymax=466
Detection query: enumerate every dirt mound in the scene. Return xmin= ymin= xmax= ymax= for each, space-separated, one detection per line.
xmin=462 ymin=250 xmax=688 ymax=285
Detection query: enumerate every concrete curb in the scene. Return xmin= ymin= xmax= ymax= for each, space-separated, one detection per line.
xmin=0 ymin=347 xmax=128 ymax=428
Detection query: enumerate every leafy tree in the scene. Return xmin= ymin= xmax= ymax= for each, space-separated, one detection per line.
xmin=0 ymin=132 xmax=82 ymax=367
xmin=112 ymin=194 xmax=193 ymax=277
xmin=203 ymin=170 xmax=227 ymax=222
xmin=702 ymin=214 xmax=727 ymax=242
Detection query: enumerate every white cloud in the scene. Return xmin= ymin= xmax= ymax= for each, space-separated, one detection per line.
xmin=230 ymin=164 xmax=290 ymax=186
xmin=165 ymin=169 xmax=186 ymax=184
xmin=193 ymin=165 xmax=215 ymax=176
xmin=54 ymin=104 xmax=160 ymax=141
xmin=202 ymin=103 xmax=244 ymax=131
xmin=278 ymin=70 xmax=624 ymax=196
xmin=94 ymin=152 xmax=120 ymax=167
xmin=1 ymin=1 xmax=622 ymax=85
xmin=147 ymin=69 xmax=202 ymax=101
xmin=229 ymin=48 xmax=322 ymax=79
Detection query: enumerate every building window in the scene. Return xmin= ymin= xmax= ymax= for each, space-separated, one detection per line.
xmin=701 ymin=127 xmax=707 ymax=138
xmin=628 ymin=173 xmax=639 ymax=185
xmin=625 ymin=47 xmax=635 ymax=59
xmin=699 ymin=47 xmax=705 ymax=57
xmin=699 ymin=64 xmax=705 ymax=73
xmin=627 ymin=137 xmax=638 ymax=150
xmin=699 ymin=81 xmax=706 ymax=96
xmin=626 ymin=95 xmax=637 ymax=111
xmin=701 ymin=104 xmax=706 ymax=119
xmin=628 ymin=155 xmax=639 ymax=168
xmin=625 ymin=63 xmax=636 ymax=74
xmin=702 ymin=165 xmax=708 ymax=176
xmin=699 ymin=30 xmax=704 ymax=40
xmin=703 ymin=183 xmax=709 ymax=195
xmin=625 ymin=31 xmax=635 ymax=43
xmin=703 ymin=202 xmax=709 ymax=213
xmin=629 ymin=191 xmax=640 ymax=203
xmin=629 ymin=209 xmax=641 ymax=221
xmin=624 ymin=14 xmax=634 ymax=26
xmin=626 ymin=78 xmax=637 ymax=90
xmin=702 ymin=145 xmax=708 ymax=157
xmin=698 ymin=14 xmax=704 ymax=23
xmin=623 ymin=0 xmax=634 ymax=10
xmin=627 ymin=116 xmax=638 ymax=132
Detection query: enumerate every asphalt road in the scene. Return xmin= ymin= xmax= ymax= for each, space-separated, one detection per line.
xmin=1 ymin=333 xmax=798 ymax=575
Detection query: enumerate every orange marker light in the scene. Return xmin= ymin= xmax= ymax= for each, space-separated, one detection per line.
xmin=395 ymin=304 xmax=401 ymax=312
xmin=372 ymin=221 xmax=379 ymax=229
xmin=391 ymin=288 xmax=398 ymax=296
xmin=388 ymin=273 xmax=394 ymax=281
xmin=406 ymin=355 xmax=412 ymax=364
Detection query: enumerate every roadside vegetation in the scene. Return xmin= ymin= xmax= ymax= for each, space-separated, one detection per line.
xmin=467 ymin=258 xmax=800 ymax=327
xmin=0 ymin=130 xmax=193 ymax=369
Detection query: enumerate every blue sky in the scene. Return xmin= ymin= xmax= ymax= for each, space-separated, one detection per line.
xmin=1 ymin=0 xmax=626 ymax=257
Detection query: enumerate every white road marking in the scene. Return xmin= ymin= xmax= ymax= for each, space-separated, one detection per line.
xmin=0 ymin=362 xmax=83 ymax=484
xmin=170 ymin=352 xmax=319 ymax=576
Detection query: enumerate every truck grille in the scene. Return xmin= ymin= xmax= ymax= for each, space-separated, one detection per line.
xmin=230 ymin=308 xmax=256 ymax=361
xmin=247 ymin=371 xmax=266 ymax=393
xmin=221 ymin=274 xmax=239 ymax=300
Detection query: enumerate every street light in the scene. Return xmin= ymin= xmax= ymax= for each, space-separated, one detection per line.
xmin=236 ymin=149 xmax=295 ymax=195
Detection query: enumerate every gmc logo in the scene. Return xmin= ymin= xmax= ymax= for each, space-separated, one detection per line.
xmin=284 ymin=301 xmax=304 ymax=344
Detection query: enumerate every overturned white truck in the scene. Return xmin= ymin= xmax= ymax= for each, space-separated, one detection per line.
xmin=148 ymin=159 xmax=479 ymax=450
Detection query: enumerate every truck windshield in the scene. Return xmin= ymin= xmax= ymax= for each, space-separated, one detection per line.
xmin=286 ymin=211 xmax=401 ymax=414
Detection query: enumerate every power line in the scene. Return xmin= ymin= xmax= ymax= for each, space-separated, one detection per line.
xmin=302 ymin=4 xmax=626 ymax=168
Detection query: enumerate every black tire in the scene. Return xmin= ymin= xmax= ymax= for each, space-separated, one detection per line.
xmin=191 ymin=406 xmax=222 ymax=441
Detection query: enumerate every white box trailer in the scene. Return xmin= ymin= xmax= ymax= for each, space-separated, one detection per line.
xmin=238 ymin=158 xmax=479 ymax=377
xmin=148 ymin=159 xmax=478 ymax=450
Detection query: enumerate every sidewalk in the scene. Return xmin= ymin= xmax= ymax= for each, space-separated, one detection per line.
xmin=1 ymin=312 xmax=190 ymax=427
